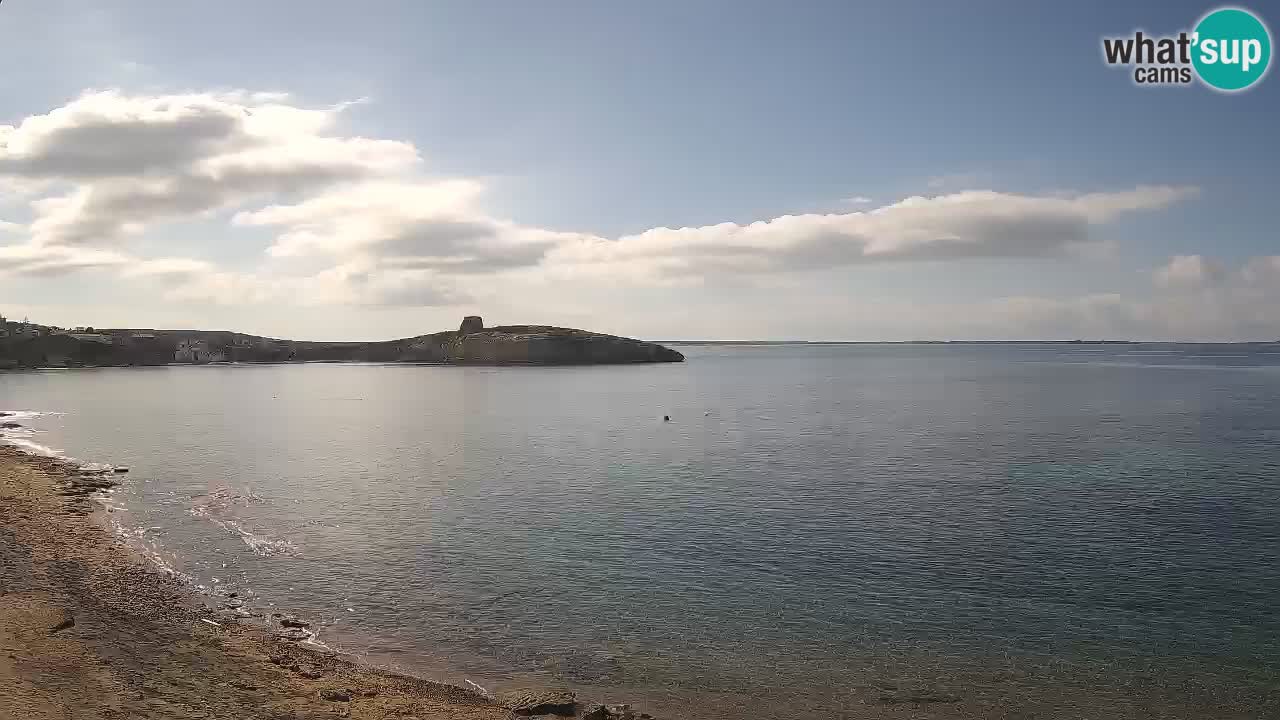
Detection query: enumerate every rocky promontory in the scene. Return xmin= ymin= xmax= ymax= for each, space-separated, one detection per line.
xmin=0 ymin=316 xmax=683 ymax=368
xmin=386 ymin=317 xmax=684 ymax=365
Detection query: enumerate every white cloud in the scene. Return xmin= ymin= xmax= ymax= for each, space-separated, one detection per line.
xmin=1 ymin=90 xmax=419 ymax=247
xmin=644 ymin=253 xmax=1280 ymax=341
xmin=122 ymin=257 xmax=217 ymax=278
xmin=0 ymin=90 xmax=1204 ymax=328
xmin=741 ymin=257 xmax=1280 ymax=341
xmin=843 ymin=195 xmax=873 ymax=205
xmin=1154 ymin=254 xmax=1223 ymax=288
xmin=150 ymin=261 xmax=469 ymax=308
xmin=236 ymin=180 xmax=589 ymax=280
xmin=235 ymin=180 xmax=1195 ymax=289
xmin=1240 ymin=255 xmax=1280 ymax=286
xmin=542 ymin=186 xmax=1196 ymax=282
xmin=1135 ymin=253 xmax=1280 ymax=338
xmin=0 ymin=241 xmax=128 ymax=276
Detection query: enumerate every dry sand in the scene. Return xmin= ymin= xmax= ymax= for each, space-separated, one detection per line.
xmin=5 ymin=443 xmax=1269 ymax=720
xmin=0 ymin=446 xmax=518 ymax=720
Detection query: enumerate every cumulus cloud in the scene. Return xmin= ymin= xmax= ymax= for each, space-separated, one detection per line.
xmin=1154 ymin=254 xmax=1223 ymax=288
xmin=0 ymin=241 xmax=128 ymax=276
xmin=1240 ymin=255 xmax=1280 ymax=286
xmin=147 ymin=260 xmax=470 ymax=308
xmin=1128 ymin=254 xmax=1280 ymax=339
xmin=234 ymin=180 xmax=588 ymax=279
xmin=0 ymin=89 xmax=1202 ymax=319
xmin=121 ymin=257 xmax=218 ymax=278
xmin=1 ymin=90 xmax=418 ymax=247
xmin=814 ymin=256 xmax=1280 ymax=341
xmin=542 ymin=186 xmax=1195 ymax=282
xmin=236 ymin=179 xmax=1194 ymax=287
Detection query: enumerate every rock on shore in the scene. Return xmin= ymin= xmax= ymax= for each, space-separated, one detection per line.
xmin=498 ymin=688 xmax=577 ymax=715
xmin=1 ymin=446 xmax=675 ymax=720
xmin=0 ymin=447 xmax=516 ymax=720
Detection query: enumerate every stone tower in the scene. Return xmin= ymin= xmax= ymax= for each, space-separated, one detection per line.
xmin=459 ymin=316 xmax=484 ymax=335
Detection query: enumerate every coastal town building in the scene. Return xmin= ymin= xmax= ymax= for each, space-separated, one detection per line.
xmin=0 ymin=314 xmax=39 ymax=340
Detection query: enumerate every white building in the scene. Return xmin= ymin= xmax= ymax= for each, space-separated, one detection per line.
xmin=0 ymin=314 xmax=37 ymax=339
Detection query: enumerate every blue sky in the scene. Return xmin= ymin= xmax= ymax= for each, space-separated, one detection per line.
xmin=1 ymin=1 xmax=1277 ymax=340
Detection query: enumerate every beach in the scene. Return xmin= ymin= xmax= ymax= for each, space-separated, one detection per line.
xmin=4 ymin=345 xmax=1280 ymax=719
xmin=0 ymin=445 xmax=519 ymax=720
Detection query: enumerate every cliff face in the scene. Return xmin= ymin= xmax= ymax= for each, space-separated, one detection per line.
xmin=0 ymin=318 xmax=684 ymax=368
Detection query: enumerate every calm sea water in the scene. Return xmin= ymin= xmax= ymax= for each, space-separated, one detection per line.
xmin=4 ymin=344 xmax=1280 ymax=718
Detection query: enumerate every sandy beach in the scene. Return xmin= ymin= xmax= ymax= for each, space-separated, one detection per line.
xmin=2 ymin=426 xmax=1270 ymax=720
xmin=0 ymin=445 xmax=527 ymax=720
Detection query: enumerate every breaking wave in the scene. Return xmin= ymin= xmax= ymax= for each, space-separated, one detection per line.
xmin=189 ymin=487 xmax=298 ymax=557
xmin=0 ymin=410 xmax=69 ymax=458
xmin=2 ymin=408 xmax=192 ymax=582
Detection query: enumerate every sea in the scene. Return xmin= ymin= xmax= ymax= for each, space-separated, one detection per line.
xmin=3 ymin=342 xmax=1280 ymax=719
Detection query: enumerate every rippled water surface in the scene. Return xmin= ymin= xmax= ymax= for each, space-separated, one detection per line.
xmin=4 ymin=343 xmax=1280 ymax=718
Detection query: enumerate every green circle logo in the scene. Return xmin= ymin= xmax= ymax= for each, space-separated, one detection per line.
xmin=1192 ymin=7 xmax=1272 ymax=91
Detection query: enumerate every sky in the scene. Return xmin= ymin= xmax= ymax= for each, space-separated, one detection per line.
xmin=0 ymin=0 xmax=1277 ymax=341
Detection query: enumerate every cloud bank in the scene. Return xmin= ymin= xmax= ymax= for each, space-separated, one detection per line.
xmin=2 ymin=89 xmax=1247 ymax=339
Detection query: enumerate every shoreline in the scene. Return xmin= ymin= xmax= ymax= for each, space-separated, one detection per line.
xmin=4 ymin=408 xmax=1272 ymax=719
xmin=0 ymin=358 xmax=685 ymax=371
xmin=0 ymin=444 xmax=615 ymax=719
xmin=0 ymin=318 xmax=685 ymax=369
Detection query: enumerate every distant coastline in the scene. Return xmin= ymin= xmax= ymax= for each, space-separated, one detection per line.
xmin=7 ymin=307 xmax=1276 ymax=371
xmin=0 ymin=315 xmax=684 ymax=370
xmin=662 ymin=339 xmax=1280 ymax=345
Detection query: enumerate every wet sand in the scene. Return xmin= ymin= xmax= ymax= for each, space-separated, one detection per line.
xmin=3 ymin=443 xmax=1274 ymax=720
xmin=0 ymin=446 xmax=515 ymax=720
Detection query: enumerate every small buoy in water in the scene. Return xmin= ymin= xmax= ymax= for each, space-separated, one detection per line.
xmin=113 ymin=466 xmax=130 ymax=473
xmin=663 ymin=415 xmax=670 ymax=422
